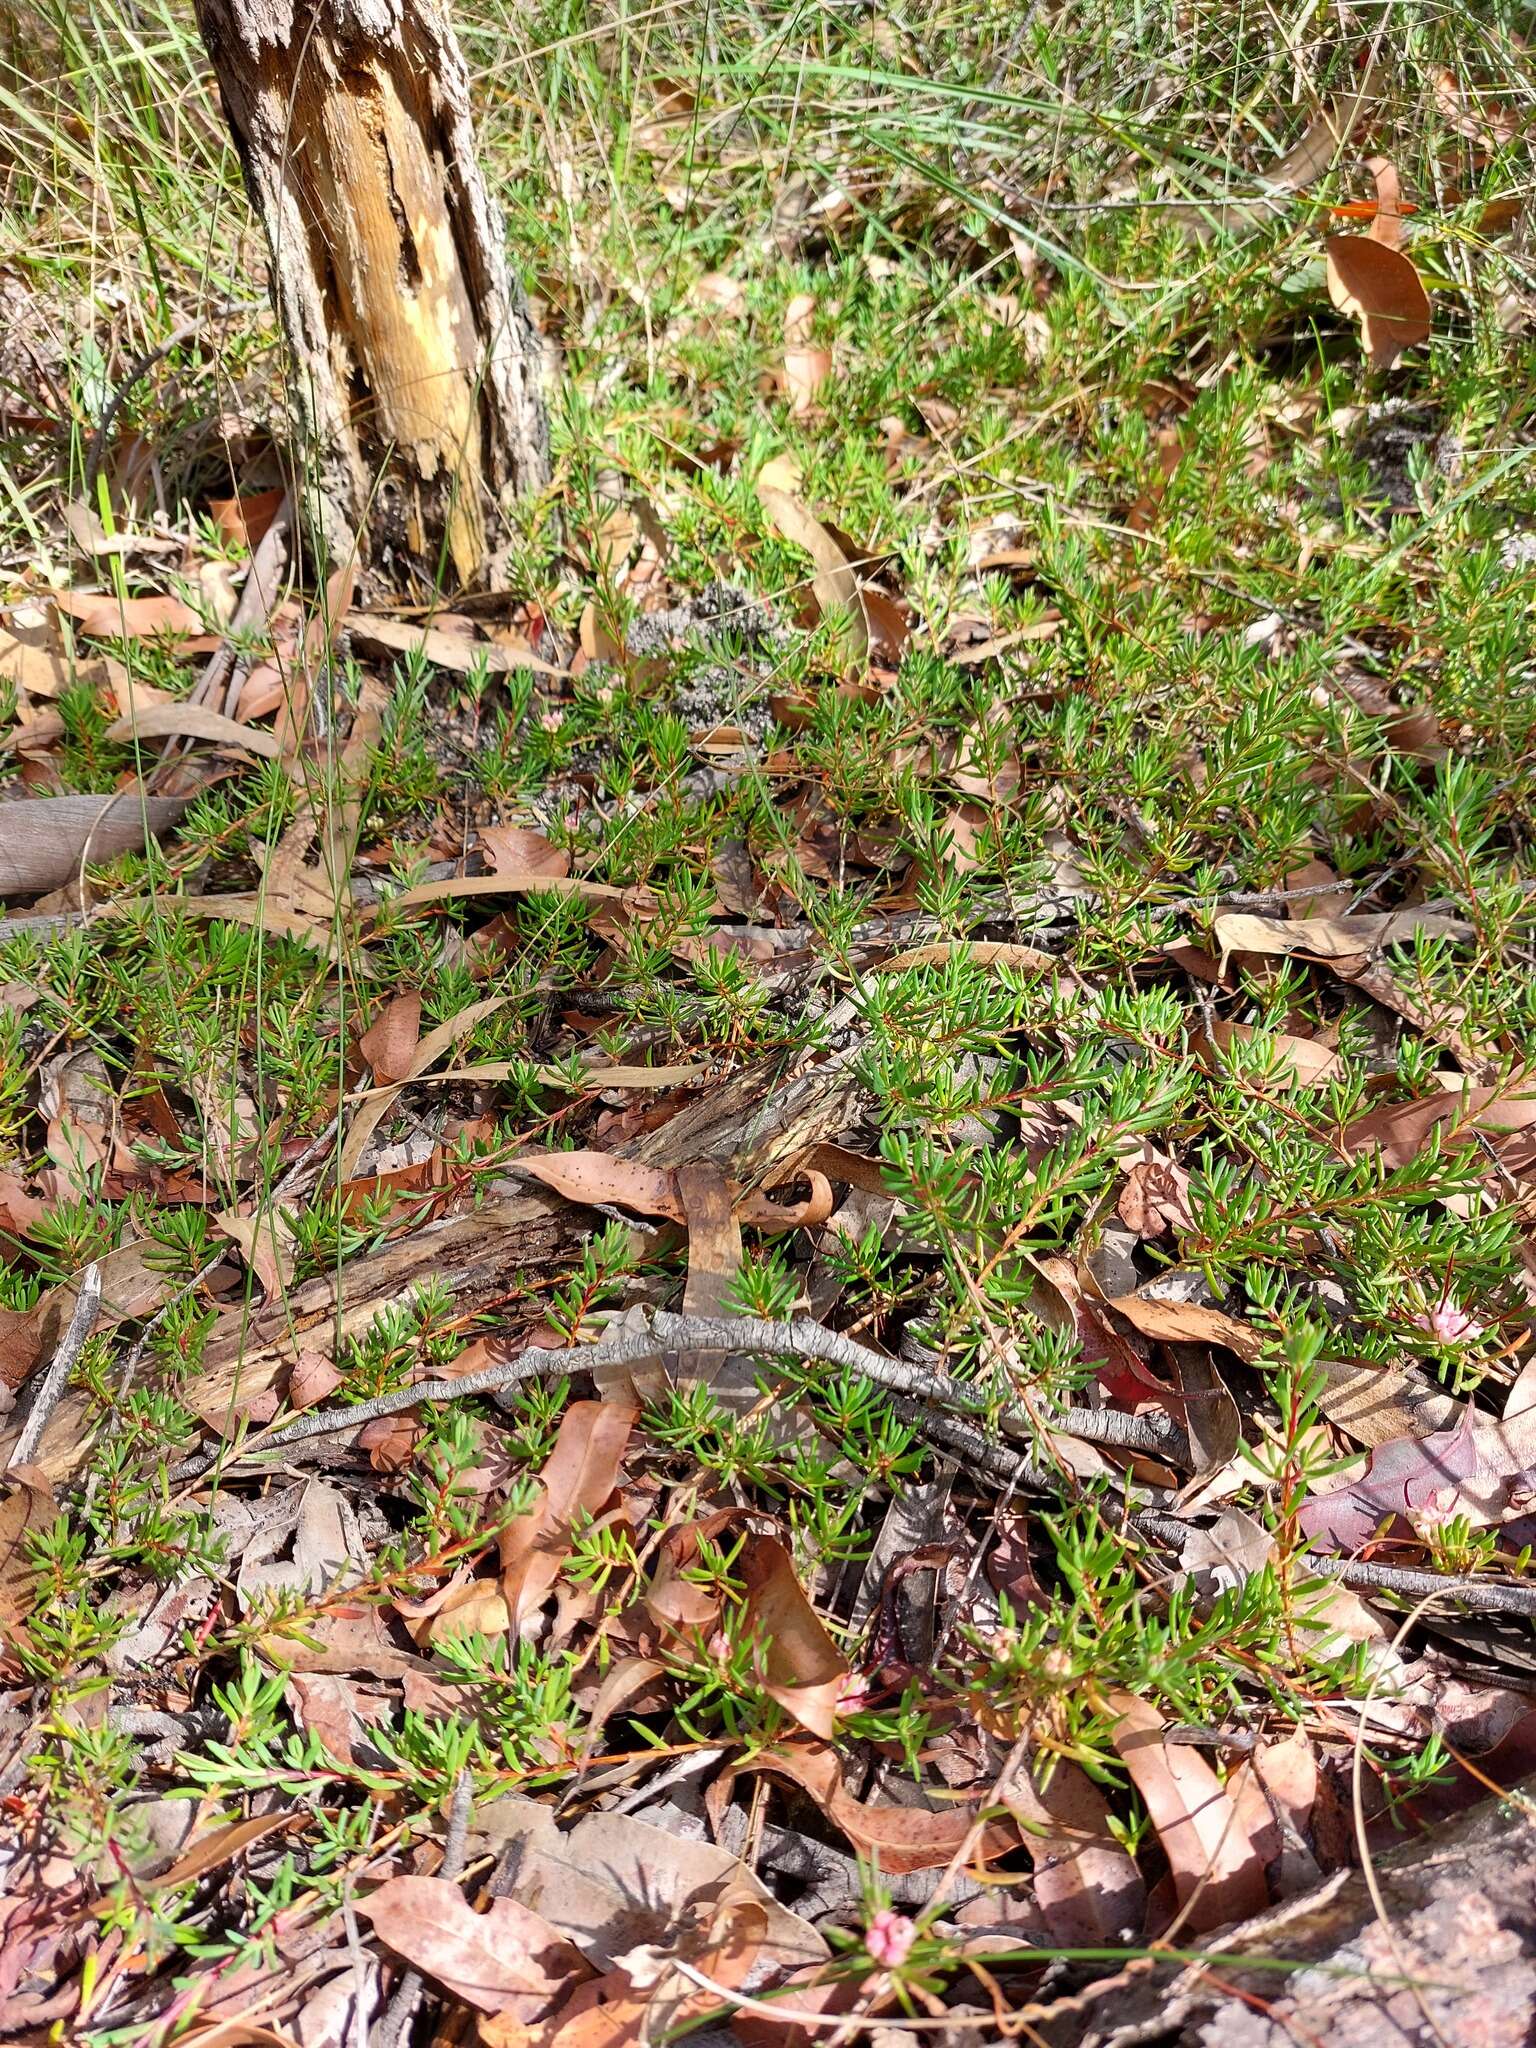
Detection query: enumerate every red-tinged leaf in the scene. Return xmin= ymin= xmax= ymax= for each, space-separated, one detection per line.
xmin=360 ymin=1876 xmax=587 ymax=2016
xmin=1004 ymin=1761 xmax=1147 ymax=1944
xmin=358 ymin=991 xmax=422 ymax=1085
xmin=742 ymin=1745 xmax=1017 ymax=1876
xmin=500 ymin=1400 xmax=638 ymax=1632
xmin=1325 ymin=234 xmax=1432 ymax=369
xmin=738 ymin=1534 xmax=849 ymax=1741
xmin=54 ymin=589 xmax=206 ymax=639
xmin=1298 ymin=1405 xmax=1485 ymax=1550
xmin=479 ymin=825 xmax=571 ymax=879
xmin=1104 ymin=1690 xmax=1269 ymax=1932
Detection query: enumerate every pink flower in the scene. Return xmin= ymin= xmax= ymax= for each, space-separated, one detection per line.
xmin=864 ymin=1910 xmax=917 ymax=1970
xmin=837 ymin=1671 xmax=874 ymax=1715
xmin=1415 ymin=1301 xmax=1488 ymax=1345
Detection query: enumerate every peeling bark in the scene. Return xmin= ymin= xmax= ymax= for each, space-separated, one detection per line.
xmin=1063 ymin=1779 xmax=1536 ymax=2048
xmin=195 ymin=0 xmax=548 ymax=588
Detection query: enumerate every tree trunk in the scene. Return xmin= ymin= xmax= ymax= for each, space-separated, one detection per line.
xmin=195 ymin=0 xmax=548 ymax=589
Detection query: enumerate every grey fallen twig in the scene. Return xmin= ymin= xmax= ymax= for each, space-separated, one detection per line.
xmin=1132 ymin=1508 xmax=1536 ymax=1620
xmin=8 ymin=1263 xmax=102 ymax=1470
xmin=373 ymin=1769 xmax=473 ymax=2048
xmin=170 ymin=1308 xmax=1187 ymax=1482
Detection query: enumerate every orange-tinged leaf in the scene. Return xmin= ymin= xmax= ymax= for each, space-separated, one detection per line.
xmin=1104 ymin=1291 xmax=1263 ymax=1363
xmin=359 ymin=991 xmax=423 ymax=1085
xmin=783 ymin=345 xmax=831 ymax=418
xmin=209 ymin=487 xmax=286 ymax=550
xmin=1104 ymin=1690 xmax=1268 ymax=1932
xmin=743 ymin=1744 xmax=1017 ymax=1876
xmin=55 ymin=589 xmax=206 ymax=639
xmin=479 ymin=826 xmax=570 ymax=879
xmin=738 ymin=1534 xmax=849 ymax=1741
xmin=0 ymin=1466 xmax=54 ymax=1643
xmin=500 ymin=1400 xmax=638 ymax=1631
xmin=1326 ymin=234 xmax=1431 ymax=369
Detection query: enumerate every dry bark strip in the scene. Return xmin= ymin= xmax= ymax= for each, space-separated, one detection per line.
xmin=193 ymin=0 xmax=547 ymax=584
xmin=1058 ymin=1775 xmax=1536 ymax=2047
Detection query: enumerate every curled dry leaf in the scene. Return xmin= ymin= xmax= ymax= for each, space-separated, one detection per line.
xmin=1104 ymin=1689 xmax=1269 ymax=1933
xmin=1004 ymin=1759 xmax=1147 ymax=1944
xmin=468 ymin=1800 xmax=826 ymax=1984
xmin=738 ymin=1533 xmax=849 ymax=1740
xmin=1117 ymin=1158 xmax=1195 ymax=1238
xmin=357 ymin=991 xmax=423 ymax=1086
xmin=1340 ymin=1082 xmax=1536 ymax=1171
xmin=1296 ymin=1398 xmax=1536 ymax=1548
xmin=1326 ymin=234 xmax=1432 ymax=370
xmin=214 ymin=1205 xmax=296 ymax=1303
xmin=347 ymin=614 xmax=565 ymax=678
xmin=54 ymin=588 xmax=206 ymax=640
xmin=1211 ymin=907 xmax=1470 ymax=969
xmin=0 ymin=1465 xmax=54 ymax=1643
xmin=1197 ymin=1019 xmax=1343 ymax=1089
xmin=0 ymin=792 xmax=188 ymax=898
xmin=514 ymin=1149 xmax=832 ymax=1231
xmin=361 ymin=1875 xmax=588 ymax=2016
xmin=741 ymin=1743 xmax=1017 ymax=1875
xmin=1105 ymin=1290 xmax=1264 ymax=1364
xmin=338 ymin=995 xmax=509 ymax=1180
xmin=479 ymin=826 xmax=570 ymax=879
xmin=499 ymin=1400 xmax=637 ymax=1633
xmin=102 ymin=704 xmax=285 ymax=758
xmin=757 ymin=480 xmax=867 ymax=662
xmin=209 ymin=487 xmax=286 ymax=550
xmin=0 ymin=1304 xmax=43 ymax=1390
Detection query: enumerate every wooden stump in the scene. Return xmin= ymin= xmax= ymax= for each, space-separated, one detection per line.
xmin=195 ymin=0 xmax=548 ymax=588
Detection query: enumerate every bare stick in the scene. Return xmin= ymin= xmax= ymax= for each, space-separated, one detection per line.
xmin=374 ymin=1771 xmax=473 ymax=2048
xmin=9 ymin=1265 xmax=102 ymax=1470
xmin=1132 ymin=1508 xmax=1536 ymax=1620
xmin=170 ymin=1308 xmax=1186 ymax=1482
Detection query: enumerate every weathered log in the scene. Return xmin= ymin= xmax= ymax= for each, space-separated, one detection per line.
xmin=1064 ymin=1778 xmax=1536 ymax=2047
xmin=194 ymin=0 xmax=547 ymax=587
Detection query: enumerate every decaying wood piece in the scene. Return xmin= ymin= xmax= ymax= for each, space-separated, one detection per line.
xmin=194 ymin=0 xmax=548 ymax=587
xmin=1064 ymin=1777 xmax=1536 ymax=2048
xmin=29 ymin=1190 xmax=578 ymax=1481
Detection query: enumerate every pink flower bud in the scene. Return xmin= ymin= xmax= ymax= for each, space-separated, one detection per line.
xmin=864 ymin=1909 xmax=917 ymax=1969
xmin=1415 ymin=1301 xmax=1487 ymax=1345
